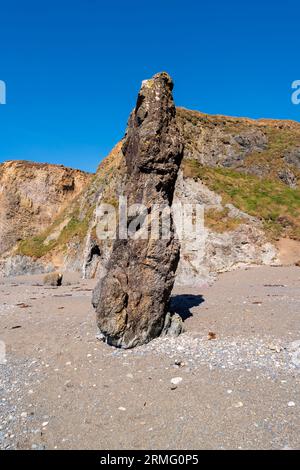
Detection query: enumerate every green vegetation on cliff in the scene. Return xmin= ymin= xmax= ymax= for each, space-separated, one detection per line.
xmin=183 ymin=159 xmax=300 ymax=240
xmin=17 ymin=207 xmax=93 ymax=259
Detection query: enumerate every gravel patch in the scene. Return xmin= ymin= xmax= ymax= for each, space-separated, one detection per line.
xmin=109 ymin=333 xmax=300 ymax=377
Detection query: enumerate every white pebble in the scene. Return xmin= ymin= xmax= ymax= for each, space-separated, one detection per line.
xmin=234 ymin=401 xmax=244 ymax=408
xmin=171 ymin=377 xmax=183 ymax=385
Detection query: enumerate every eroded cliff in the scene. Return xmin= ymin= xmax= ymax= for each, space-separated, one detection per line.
xmin=1 ymin=95 xmax=300 ymax=282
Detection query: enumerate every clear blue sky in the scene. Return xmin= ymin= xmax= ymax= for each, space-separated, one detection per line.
xmin=0 ymin=0 xmax=299 ymax=173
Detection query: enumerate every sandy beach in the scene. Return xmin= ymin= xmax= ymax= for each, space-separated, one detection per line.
xmin=0 ymin=266 xmax=299 ymax=450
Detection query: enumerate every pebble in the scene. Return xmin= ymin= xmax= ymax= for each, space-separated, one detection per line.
xmin=233 ymin=401 xmax=244 ymax=408
xmin=287 ymin=401 xmax=295 ymax=407
xmin=171 ymin=377 xmax=183 ymax=385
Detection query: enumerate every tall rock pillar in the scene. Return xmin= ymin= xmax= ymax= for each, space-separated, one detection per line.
xmin=92 ymin=72 xmax=183 ymax=348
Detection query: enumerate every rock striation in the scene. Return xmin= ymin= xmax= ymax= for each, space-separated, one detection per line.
xmin=92 ymin=72 xmax=183 ymax=348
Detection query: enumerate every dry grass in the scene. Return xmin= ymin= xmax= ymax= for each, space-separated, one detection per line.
xmin=205 ymin=207 xmax=244 ymax=233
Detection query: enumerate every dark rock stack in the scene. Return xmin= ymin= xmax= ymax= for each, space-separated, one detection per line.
xmin=92 ymin=72 xmax=183 ymax=348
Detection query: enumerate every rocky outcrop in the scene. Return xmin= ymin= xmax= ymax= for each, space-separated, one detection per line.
xmin=284 ymin=147 xmax=300 ymax=169
xmin=43 ymin=272 xmax=63 ymax=286
xmin=92 ymin=72 xmax=183 ymax=348
xmin=176 ymin=108 xmax=300 ymax=184
xmin=173 ymin=170 xmax=277 ymax=287
xmin=0 ymin=255 xmax=54 ymax=277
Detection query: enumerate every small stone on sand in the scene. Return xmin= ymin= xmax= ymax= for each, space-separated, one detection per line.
xmin=171 ymin=377 xmax=183 ymax=385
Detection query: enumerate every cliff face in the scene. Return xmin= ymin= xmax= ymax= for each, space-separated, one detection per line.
xmin=177 ymin=108 xmax=300 ymax=186
xmin=0 ymin=161 xmax=91 ymax=275
xmin=1 ymin=105 xmax=300 ymax=282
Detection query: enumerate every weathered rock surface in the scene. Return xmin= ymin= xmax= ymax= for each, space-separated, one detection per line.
xmin=0 ymin=161 xmax=91 ymax=256
xmin=92 ymin=72 xmax=183 ymax=348
xmin=176 ymin=108 xmax=300 ymax=183
xmin=0 ymin=254 xmax=55 ymax=277
xmin=284 ymin=147 xmax=300 ymax=169
xmin=43 ymin=272 xmax=63 ymax=286
xmin=173 ymin=170 xmax=277 ymax=286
